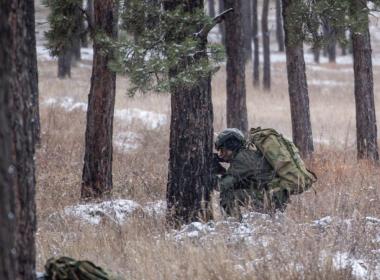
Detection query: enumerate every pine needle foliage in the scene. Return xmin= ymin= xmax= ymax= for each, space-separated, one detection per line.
xmin=43 ymin=0 xmax=84 ymax=56
xmin=285 ymin=0 xmax=380 ymax=47
xmin=111 ymin=0 xmax=225 ymax=96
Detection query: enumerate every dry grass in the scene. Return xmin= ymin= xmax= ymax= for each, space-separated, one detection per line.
xmin=35 ymin=56 xmax=380 ymax=279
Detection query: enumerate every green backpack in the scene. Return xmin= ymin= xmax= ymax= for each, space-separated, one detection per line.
xmin=248 ymin=127 xmax=317 ymax=196
xmin=43 ymin=256 xmax=118 ymax=280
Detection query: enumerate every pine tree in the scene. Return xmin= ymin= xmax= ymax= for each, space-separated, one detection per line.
xmin=252 ymin=0 xmax=260 ymax=86
xmin=311 ymin=0 xmax=379 ymax=161
xmin=322 ymin=19 xmax=336 ymax=63
xmin=44 ymin=0 xmax=86 ymax=78
xmin=262 ymin=0 xmax=271 ymax=90
xmin=276 ymin=0 xmax=285 ymax=52
xmin=116 ymin=1 xmax=228 ymax=225
xmin=225 ymin=0 xmax=248 ymax=133
xmin=81 ymin=0 xmax=119 ymax=199
xmin=282 ymin=0 xmax=314 ymax=157
xmin=350 ymin=0 xmax=379 ymax=161
xmin=241 ymin=0 xmax=252 ymax=62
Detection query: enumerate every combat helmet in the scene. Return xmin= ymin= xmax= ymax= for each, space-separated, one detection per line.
xmin=215 ymin=128 xmax=245 ymax=151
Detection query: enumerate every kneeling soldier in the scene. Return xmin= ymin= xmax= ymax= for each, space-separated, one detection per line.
xmin=213 ymin=128 xmax=288 ymax=219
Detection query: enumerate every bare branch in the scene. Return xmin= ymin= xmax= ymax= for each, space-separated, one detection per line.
xmin=194 ymin=8 xmax=234 ymax=40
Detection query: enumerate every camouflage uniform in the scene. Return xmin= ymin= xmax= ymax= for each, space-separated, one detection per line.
xmin=219 ymin=147 xmax=276 ymax=218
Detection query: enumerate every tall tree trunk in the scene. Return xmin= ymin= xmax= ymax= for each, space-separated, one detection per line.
xmin=26 ymin=0 xmax=40 ymax=145
xmin=225 ymin=0 xmax=248 ymax=133
xmin=322 ymin=20 xmax=336 ymax=62
xmin=0 ymin=3 xmax=17 ymax=279
xmin=208 ymin=0 xmax=215 ymax=18
xmin=81 ymin=0 xmax=118 ymax=199
xmin=351 ymin=0 xmax=379 ymax=161
xmin=1 ymin=0 xmax=37 ymax=279
xmin=252 ymin=0 xmax=259 ymax=86
xmin=241 ymin=0 xmax=252 ymax=62
xmin=276 ymin=0 xmax=285 ymax=52
xmin=81 ymin=0 xmax=89 ymax=48
xmin=310 ymin=3 xmax=320 ymax=64
xmin=313 ymin=45 xmax=320 ymax=63
xmin=165 ymin=1 xmax=214 ymax=227
xmin=71 ymin=6 xmax=82 ymax=63
xmin=282 ymin=0 xmax=314 ymax=157
xmin=87 ymin=0 xmax=94 ymax=28
xmin=58 ymin=48 xmax=72 ymax=78
xmin=262 ymin=0 xmax=270 ymax=90
xmin=327 ymin=29 xmax=336 ymax=63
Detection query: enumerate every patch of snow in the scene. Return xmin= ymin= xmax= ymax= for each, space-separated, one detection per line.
xmin=43 ymin=97 xmax=167 ymax=129
xmin=113 ymin=132 xmax=141 ymax=153
xmin=37 ymin=46 xmax=56 ymax=61
xmin=43 ymin=97 xmax=87 ymax=112
xmin=308 ymin=80 xmax=349 ymax=87
xmin=173 ymin=221 xmax=216 ymax=241
xmin=81 ymin=48 xmax=94 ymax=61
xmin=64 ymin=199 xmax=142 ymax=225
xmin=114 ymin=108 xmax=167 ymax=129
xmin=269 ymin=50 xmax=380 ymax=66
xmin=233 ymin=223 xmax=255 ymax=237
xmin=309 ymin=65 xmax=353 ymax=73
xmin=332 ymin=252 xmax=369 ymax=279
xmin=143 ymin=200 xmax=166 ymax=216
xmin=366 ymin=217 xmax=380 ymax=225
xmin=37 ymin=46 xmax=94 ymax=61
xmin=64 ymin=199 xmax=168 ymax=225
xmin=313 ymin=216 xmax=333 ymax=228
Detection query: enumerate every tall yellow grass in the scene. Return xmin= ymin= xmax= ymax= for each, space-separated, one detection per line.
xmin=35 ymin=58 xmax=380 ymax=279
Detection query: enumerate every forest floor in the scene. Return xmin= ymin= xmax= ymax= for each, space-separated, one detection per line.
xmin=35 ymin=2 xmax=380 ymax=279
xmin=35 ymin=53 xmax=380 ymax=280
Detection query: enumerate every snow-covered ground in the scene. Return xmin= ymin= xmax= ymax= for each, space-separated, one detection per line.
xmin=43 ymin=97 xmax=167 ymax=130
xmin=59 ymin=198 xmax=380 ymax=279
xmin=37 ymin=46 xmax=94 ymax=62
xmin=64 ymin=199 xmax=165 ymax=225
xmin=43 ymin=97 xmax=167 ymax=153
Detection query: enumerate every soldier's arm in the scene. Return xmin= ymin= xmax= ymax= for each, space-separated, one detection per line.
xmin=219 ymin=174 xmax=238 ymax=192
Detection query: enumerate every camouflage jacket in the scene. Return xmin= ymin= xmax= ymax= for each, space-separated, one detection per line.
xmin=219 ymin=148 xmax=275 ymax=194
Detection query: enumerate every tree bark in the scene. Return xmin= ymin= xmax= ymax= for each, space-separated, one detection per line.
xmin=165 ymin=0 xmax=214 ymax=227
xmin=81 ymin=0 xmax=118 ymax=199
xmin=252 ymin=0 xmax=259 ymax=86
xmin=276 ymin=0 xmax=285 ymax=52
xmin=1 ymin=0 xmax=37 ymax=279
xmin=323 ymin=21 xmax=336 ymax=63
xmin=282 ymin=0 xmax=314 ymax=157
xmin=208 ymin=0 xmax=215 ymax=18
xmin=351 ymin=0 xmax=379 ymax=161
xmin=241 ymin=0 xmax=252 ymax=62
xmin=58 ymin=48 xmax=72 ymax=78
xmin=71 ymin=5 xmax=82 ymax=63
xmin=262 ymin=0 xmax=271 ymax=90
xmin=313 ymin=47 xmax=320 ymax=63
xmin=225 ymin=0 xmax=248 ymax=133
xmin=0 ymin=3 xmax=17 ymax=279
xmin=87 ymin=0 xmax=94 ymax=25
xmin=26 ymin=0 xmax=40 ymax=145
